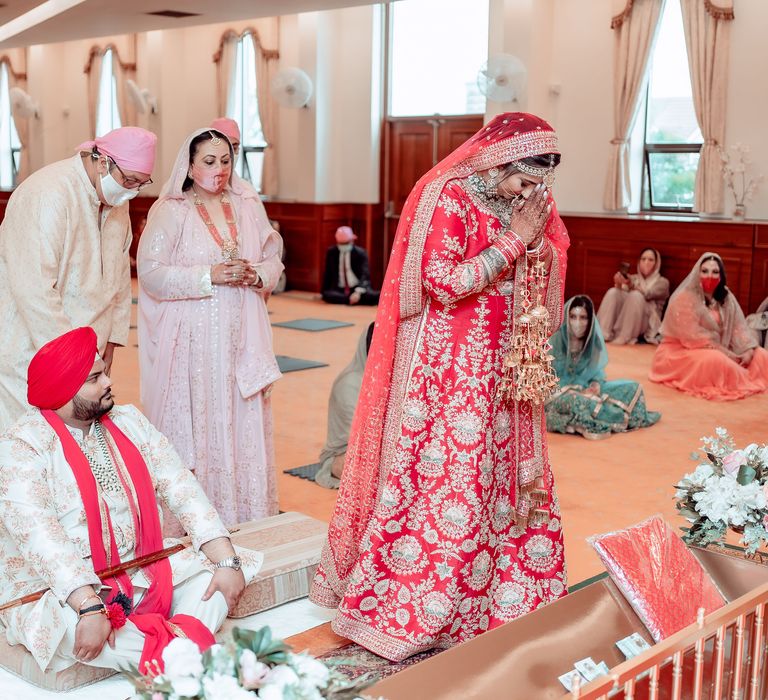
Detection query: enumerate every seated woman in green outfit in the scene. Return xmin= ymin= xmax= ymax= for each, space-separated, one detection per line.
xmin=546 ymin=295 xmax=661 ymax=439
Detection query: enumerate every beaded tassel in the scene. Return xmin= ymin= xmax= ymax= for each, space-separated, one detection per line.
xmin=499 ymin=257 xmax=558 ymax=405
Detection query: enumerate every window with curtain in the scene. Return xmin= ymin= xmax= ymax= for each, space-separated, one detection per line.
xmin=229 ymin=32 xmax=267 ymax=192
xmin=389 ymin=0 xmax=488 ymax=117
xmin=642 ymin=0 xmax=701 ymax=212
xmin=0 ymin=62 xmax=21 ymax=189
xmin=96 ymin=48 xmax=122 ymax=137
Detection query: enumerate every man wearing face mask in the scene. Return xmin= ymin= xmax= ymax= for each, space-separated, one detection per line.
xmin=321 ymin=226 xmax=380 ymax=305
xmin=0 ymin=126 xmax=157 ymax=430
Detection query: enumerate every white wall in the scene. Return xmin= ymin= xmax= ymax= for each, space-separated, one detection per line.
xmin=11 ymin=1 xmax=768 ymax=216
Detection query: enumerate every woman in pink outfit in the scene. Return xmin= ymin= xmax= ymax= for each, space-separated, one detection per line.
xmin=649 ymin=252 xmax=768 ymax=400
xmin=137 ymin=128 xmax=284 ymax=525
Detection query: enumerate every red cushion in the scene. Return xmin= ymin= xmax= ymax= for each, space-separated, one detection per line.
xmin=590 ymin=515 xmax=725 ymax=642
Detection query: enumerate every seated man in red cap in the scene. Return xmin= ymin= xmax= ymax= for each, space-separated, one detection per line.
xmin=0 ymin=327 xmax=261 ymax=675
xmin=0 ymin=126 xmax=158 ymax=432
xmin=321 ymin=226 xmax=380 ymax=306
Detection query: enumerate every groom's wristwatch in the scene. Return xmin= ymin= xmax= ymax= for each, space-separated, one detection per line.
xmin=214 ymin=555 xmax=242 ymax=572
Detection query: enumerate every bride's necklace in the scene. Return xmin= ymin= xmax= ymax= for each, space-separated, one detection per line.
xmin=465 ymin=173 xmax=522 ymax=229
xmin=194 ymin=192 xmax=240 ymax=261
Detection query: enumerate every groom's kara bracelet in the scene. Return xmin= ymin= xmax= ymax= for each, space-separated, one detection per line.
xmin=76 ymin=593 xmax=102 ymax=611
xmin=78 ymin=604 xmax=107 ymax=619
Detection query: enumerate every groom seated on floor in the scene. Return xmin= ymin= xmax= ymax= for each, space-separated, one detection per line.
xmin=0 ymin=327 xmax=261 ymax=676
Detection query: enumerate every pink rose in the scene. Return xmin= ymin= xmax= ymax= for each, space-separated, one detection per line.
xmin=722 ymin=450 xmax=745 ymax=475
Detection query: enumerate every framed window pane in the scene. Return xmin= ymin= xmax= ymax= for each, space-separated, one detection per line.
xmin=389 ymin=0 xmax=488 ymax=117
xmin=230 ymin=33 xmax=267 ymax=191
xmin=96 ymin=49 xmax=122 ymax=137
xmin=645 ymin=0 xmax=701 ymax=145
xmin=0 ymin=63 xmax=21 ymax=189
xmin=647 ymin=151 xmax=699 ymax=209
xmin=243 ymin=149 xmax=264 ymax=193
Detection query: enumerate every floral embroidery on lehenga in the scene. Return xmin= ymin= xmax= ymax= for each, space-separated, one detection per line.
xmin=325 ymin=181 xmax=567 ymax=661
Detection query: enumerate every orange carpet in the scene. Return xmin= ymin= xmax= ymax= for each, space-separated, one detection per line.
xmin=114 ymin=287 xmax=768 ymax=654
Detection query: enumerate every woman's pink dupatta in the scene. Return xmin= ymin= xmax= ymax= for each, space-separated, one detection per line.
xmin=41 ymin=410 xmax=215 ymax=673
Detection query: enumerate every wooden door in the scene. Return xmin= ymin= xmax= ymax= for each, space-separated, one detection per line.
xmin=381 ymin=115 xmax=484 ymax=273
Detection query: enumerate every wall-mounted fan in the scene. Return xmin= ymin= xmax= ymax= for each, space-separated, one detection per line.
xmin=477 ymin=54 xmax=527 ymax=103
xmin=270 ymin=67 xmax=313 ymax=109
xmin=126 ymin=79 xmax=158 ymax=115
xmin=9 ymin=87 xmax=39 ymax=118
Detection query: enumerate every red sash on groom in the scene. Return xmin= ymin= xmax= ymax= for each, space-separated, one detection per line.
xmin=42 ymin=410 xmax=215 ymax=673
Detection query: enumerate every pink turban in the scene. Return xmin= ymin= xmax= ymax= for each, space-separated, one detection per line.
xmin=335 ymin=226 xmax=356 ymax=244
xmin=210 ymin=118 xmax=241 ymax=143
xmin=78 ymin=127 xmax=157 ymax=174
xmin=27 ymin=327 xmax=98 ymax=409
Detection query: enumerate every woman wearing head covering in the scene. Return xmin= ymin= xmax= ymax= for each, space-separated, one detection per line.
xmin=315 ymin=322 xmax=374 ymax=489
xmin=547 ymin=296 xmax=660 ymax=439
xmin=310 ymin=113 xmax=570 ymax=661
xmin=597 ymin=248 xmax=670 ymax=344
xmin=649 ymin=252 xmax=768 ymax=400
xmin=137 ymin=128 xmax=283 ymax=525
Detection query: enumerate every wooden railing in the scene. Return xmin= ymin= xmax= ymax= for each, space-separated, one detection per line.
xmin=567 ymin=582 xmax=768 ymax=699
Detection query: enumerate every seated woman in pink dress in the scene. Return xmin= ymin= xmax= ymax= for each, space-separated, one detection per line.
xmin=649 ymin=252 xmax=768 ymax=400
xmin=597 ymin=248 xmax=669 ymax=344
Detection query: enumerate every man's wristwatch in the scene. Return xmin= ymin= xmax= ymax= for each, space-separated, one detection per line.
xmin=214 ymin=555 xmax=242 ymax=572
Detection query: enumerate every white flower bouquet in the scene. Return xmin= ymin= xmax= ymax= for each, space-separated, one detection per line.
xmin=675 ymin=428 xmax=768 ymax=553
xmin=125 ymin=626 xmax=376 ymax=700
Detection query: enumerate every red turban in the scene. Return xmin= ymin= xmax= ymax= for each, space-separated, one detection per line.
xmin=27 ymin=327 xmax=98 ymax=409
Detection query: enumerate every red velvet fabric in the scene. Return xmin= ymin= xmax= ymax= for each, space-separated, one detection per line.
xmin=590 ymin=515 xmax=725 ymax=642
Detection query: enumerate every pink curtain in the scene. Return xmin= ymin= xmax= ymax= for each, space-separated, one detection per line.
xmin=680 ymin=0 xmax=734 ymax=214
xmin=252 ymin=34 xmax=279 ymax=197
xmin=214 ymin=31 xmax=238 ymax=117
xmin=603 ymin=0 xmax=663 ymax=211
xmin=84 ymin=47 xmax=103 ymax=138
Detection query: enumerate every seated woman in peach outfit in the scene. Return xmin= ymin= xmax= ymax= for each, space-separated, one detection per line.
xmin=649 ymin=252 xmax=768 ymax=400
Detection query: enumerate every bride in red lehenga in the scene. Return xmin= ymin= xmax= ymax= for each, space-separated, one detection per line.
xmin=309 ymin=113 xmax=570 ymax=661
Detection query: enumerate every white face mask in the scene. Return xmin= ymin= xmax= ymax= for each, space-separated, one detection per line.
xmin=100 ymin=171 xmax=139 ymax=207
xmin=569 ymin=317 xmax=589 ymax=340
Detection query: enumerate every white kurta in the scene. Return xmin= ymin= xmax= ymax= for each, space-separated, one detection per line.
xmin=0 ymin=155 xmax=132 ymax=430
xmin=0 ymin=405 xmax=262 ymax=672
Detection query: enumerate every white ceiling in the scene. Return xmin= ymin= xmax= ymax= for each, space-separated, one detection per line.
xmin=0 ymin=0 xmax=389 ymax=49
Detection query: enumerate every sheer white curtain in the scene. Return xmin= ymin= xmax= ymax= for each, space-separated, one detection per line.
xmin=603 ymin=0 xmax=664 ymax=212
xmin=681 ymin=0 xmax=734 ymax=214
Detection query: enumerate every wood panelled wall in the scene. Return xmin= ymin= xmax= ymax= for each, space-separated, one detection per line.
xmin=1 ymin=186 xmax=766 ymax=312
xmin=561 ymin=215 xmax=768 ymax=313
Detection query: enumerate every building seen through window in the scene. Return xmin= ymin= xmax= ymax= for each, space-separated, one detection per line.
xmin=642 ymin=0 xmax=702 ymax=211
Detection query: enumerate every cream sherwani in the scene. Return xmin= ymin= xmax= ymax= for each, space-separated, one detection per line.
xmin=0 ymin=405 xmax=262 ymax=672
xmin=0 ymin=155 xmax=132 ymax=430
